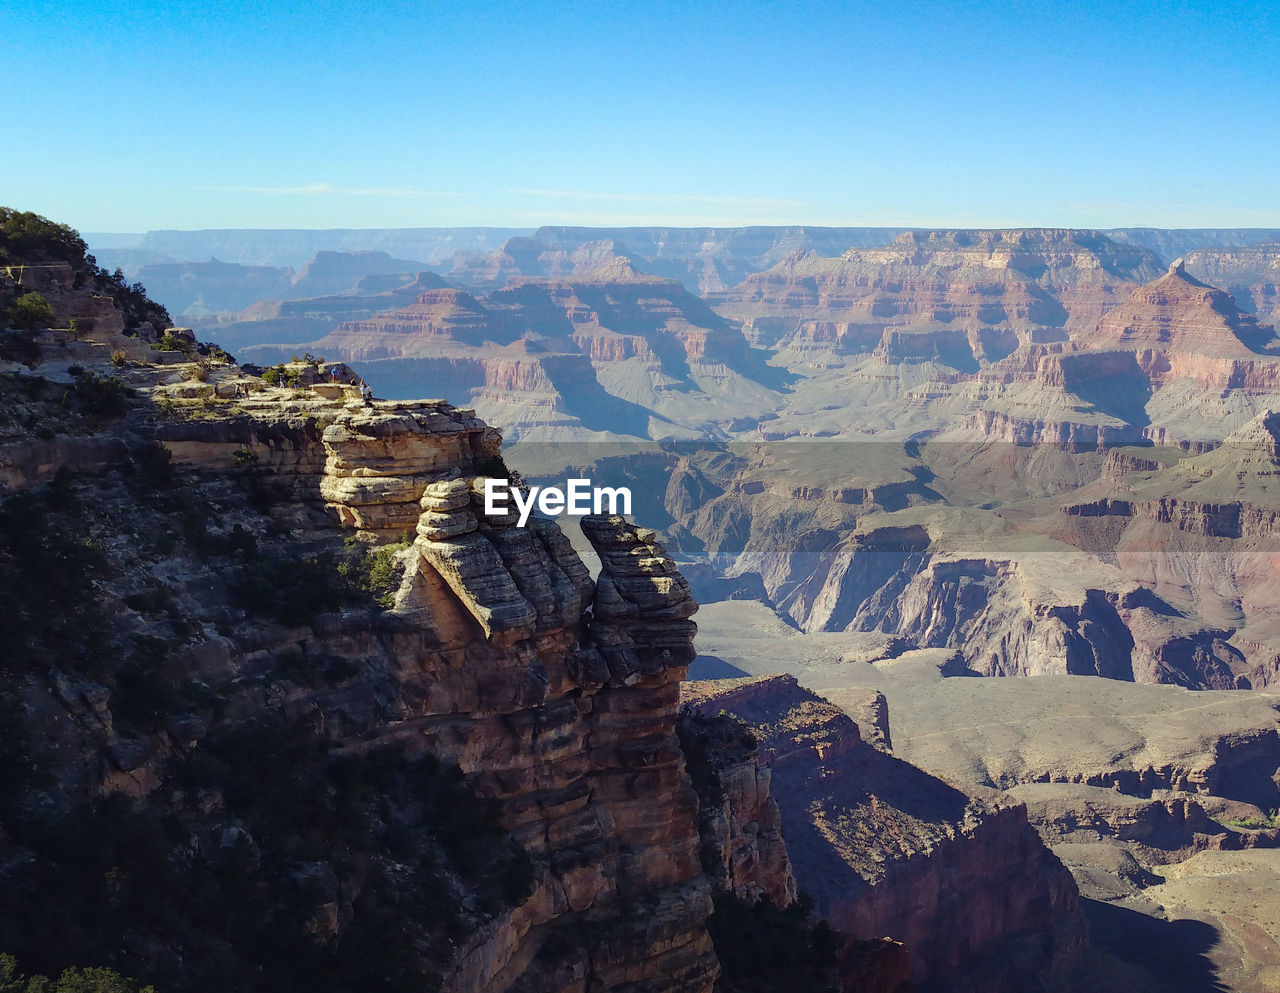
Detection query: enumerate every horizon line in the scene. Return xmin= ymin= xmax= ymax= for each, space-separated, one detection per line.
xmin=79 ymin=222 xmax=1280 ymax=237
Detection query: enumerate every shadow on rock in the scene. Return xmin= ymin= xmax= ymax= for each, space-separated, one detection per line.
xmin=1083 ymin=899 xmax=1226 ymax=993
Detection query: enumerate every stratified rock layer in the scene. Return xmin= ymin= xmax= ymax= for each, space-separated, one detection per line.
xmin=7 ymin=377 xmax=719 ymax=992
xmin=676 ymin=708 xmax=797 ymax=909
xmin=681 ymin=675 xmax=1086 ymax=991
xmin=310 ymin=412 xmax=719 ymax=992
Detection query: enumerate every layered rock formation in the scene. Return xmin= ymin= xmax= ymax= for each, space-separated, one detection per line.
xmin=676 ymin=708 xmax=796 ymax=908
xmin=0 ymin=287 xmax=721 ymax=992
xmin=0 ymin=262 xmax=138 ymax=339
xmin=681 ymin=675 xmax=1086 ymax=991
xmin=192 ymin=271 xmax=451 ymax=352
xmin=692 ymin=600 xmax=1280 ymax=993
xmin=713 ymin=229 xmax=1163 ymax=362
xmin=240 ymin=258 xmax=782 ymax=440
xmin=1183 ymin=243 xmax=1280 ymax=328
xmin=448 ymin=227 xmax=912 ymax=295
xmin=172 ymin=406 xmax=723 ymax=991
xmin=589 ymin=253 xmax=1280 ymax=690
xmin=1083 ymin=259 xmax=1276 ymax=358
xmin=39 ymin=210 xmax=1280 ymax=993
xmin=28 ymin=212 xmax=1280 ymax=991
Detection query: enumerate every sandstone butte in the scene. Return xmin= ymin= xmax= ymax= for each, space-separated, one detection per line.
xmin=0 ymin=243 xmax=1089 ymax=993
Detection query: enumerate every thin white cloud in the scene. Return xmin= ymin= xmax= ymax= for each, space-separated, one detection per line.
xmin=207 ymin=183 xmax=463 ymax=200
xmin=508 ymin=188 xmax=807 ymax=210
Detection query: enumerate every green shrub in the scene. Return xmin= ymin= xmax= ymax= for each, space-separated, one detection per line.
xmin=1225 ymin=808 xmax=1280 ymax=830
xmin=72 ymin=371 xmax=127 ymax=419
xmin=150 ymin=331 xmax=189 ymax=354
xmin=6 ymin=293 xmax=55 ymax=331
xmin=0 ymin=955 xmax=156 ymax=993
xmin=92 ymin=269 xmax=170 ymax=333
xmin=0 ymin=209 xmax=91 ymax=267
xmin=231 ymin=536 xmax=410 ymax=624
xmin=339 ymin=537 xmax=410 ymax=609
xmin=259 ymin=364 xmax=304 ymax=388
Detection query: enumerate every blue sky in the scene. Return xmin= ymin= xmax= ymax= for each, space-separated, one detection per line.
xmin=4 ymin=0 xmax=1279 ymax=231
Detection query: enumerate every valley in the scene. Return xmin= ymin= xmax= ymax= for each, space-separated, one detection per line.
xmin=42 ymin=218 xmax=1280 ymax=991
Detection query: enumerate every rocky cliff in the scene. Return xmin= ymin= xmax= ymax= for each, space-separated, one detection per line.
xmin=1184 ymin=243 xmax=1280 ymax=329
xmin=677 ymin=708 xmax=797 ymax=909
xmin=0 ymin=250 xmax=724 ymax=991
xmin=713 ymin=229 xmax=1163 ymax=364
xmin=681 ymin=675 xmax=1087 ymax=991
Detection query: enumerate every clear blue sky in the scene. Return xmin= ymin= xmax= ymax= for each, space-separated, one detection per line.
xmin=5 ymin=0 xmax=1279 ymax=232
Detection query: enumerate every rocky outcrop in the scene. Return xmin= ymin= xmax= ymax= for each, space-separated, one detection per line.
xmin=1086 ymin=259 xmax=1275 ymax=353
xmin=677 ymin=708 xmax=797 ymax=908
xmin=681 ymin=675 xmax=1086 ymax=990
xmin=771 ymin=525 xmax=1254 ymax=688
xmin=318 ymin=402 xmax=501 ymax=538
xmin=1185 ymin=243 xmax=1280 ymax=329
xmin=1008 ymin=784 xmax=1254 ymax=860
xmin=1 ymin=261 xmax=127 ymax=336
xmin=0 ymin=337 xmax=721 ymax=993
xmin=279 ymin=405 xmax=719 ymax=991
xmin=837 ymin=687 xmax=893 ymax=752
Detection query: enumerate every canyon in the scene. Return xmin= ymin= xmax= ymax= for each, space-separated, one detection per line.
xmin=8 ymin=215 xmax=1280 ymax=990
xmin=0 ymin=215 xmax=1093 ymax=993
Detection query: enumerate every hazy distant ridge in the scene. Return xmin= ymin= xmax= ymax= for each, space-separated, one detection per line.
xmin=87 ymin=226 xmax=1280 ymax=275
xmin=90 ymin=227 xmax=533 ymax=269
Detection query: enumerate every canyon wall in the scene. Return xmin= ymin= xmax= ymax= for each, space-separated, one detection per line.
xmin=681 ymin=674 xmax=1087 ymax=991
